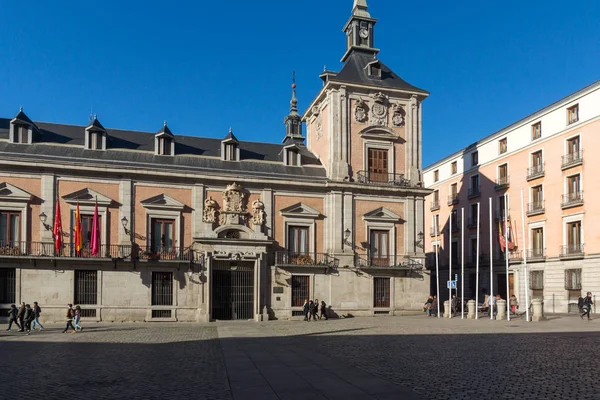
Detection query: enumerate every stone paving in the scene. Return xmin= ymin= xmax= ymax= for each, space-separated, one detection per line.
xmin=1 ymin=315 xmax=599 ymax=399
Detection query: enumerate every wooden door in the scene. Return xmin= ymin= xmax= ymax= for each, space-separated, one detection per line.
xmin=370 ymin=230 xmax=389 ymax=267
xmin=368 ymin=149 xmax=388 ymax=183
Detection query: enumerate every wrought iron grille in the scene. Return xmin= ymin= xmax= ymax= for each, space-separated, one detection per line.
xmin=80 ymin=309 xmax=97 ymax=318
xmin=211 ymin=261 xmax=254 ymax=320
xmin=0 ymin=268 xmax=16 ymax=303
xmin=291 ymin=276 xmax=309 ymax=307
xmin=152 ymin=310 xmax=172 ymax=318
xmin=152 ymin=272 xmax=173 ymax=306
xmin=74 ymin=270 xmax=98 ymax=305
xmin=373 ymin=277 xmax=390 ymax=308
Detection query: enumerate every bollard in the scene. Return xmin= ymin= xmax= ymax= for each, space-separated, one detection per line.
xmin=496 ymin=299 xmax=507 ymax=320
xmin=444 ymin=300 xmax=451 ymax=318
xmin=467 ymin=300 xmax=476 ymax=319
xmin=532 ymin=298 xmax=545 ymax=321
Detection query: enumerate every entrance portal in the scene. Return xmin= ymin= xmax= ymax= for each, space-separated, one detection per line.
xmin=211 ymin=260 xmax=254 ymax=320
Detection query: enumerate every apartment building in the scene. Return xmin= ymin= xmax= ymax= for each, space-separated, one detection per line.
xmin=423 ymin=80 xmax=600 ymax=313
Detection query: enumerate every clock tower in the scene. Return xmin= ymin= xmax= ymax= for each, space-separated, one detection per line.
xmin=342 ymin=0 xmax=379 ymax=62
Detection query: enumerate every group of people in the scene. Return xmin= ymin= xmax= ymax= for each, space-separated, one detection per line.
xmin=303 ymin=299 xmax=328 ymax=321
xmin=6 ymin=303 xmax=85 ymax=334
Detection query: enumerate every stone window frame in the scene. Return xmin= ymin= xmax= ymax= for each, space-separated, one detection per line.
xmin=528 ymin=220 xmax=546 ymax=255
xmin=283 ymin=218 xmax=316 ymax=255
xmin=0 ymin=183 xmax=33 ymax=243
xmin=146 ymin=267 xmax=178 ymax=322
xmin=562 ymin=212 xmax=584 ymax=250
xmin=363 ymin=139 xmax=395 ymax=175
xmin=67 ymin=203 xmax=109 ymax=250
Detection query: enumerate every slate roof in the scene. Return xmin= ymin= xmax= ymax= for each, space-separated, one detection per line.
xmin=0 ymin=118 xmax=326 ymax=180
xmin=332 ymin=50 xmax=429 ymax=94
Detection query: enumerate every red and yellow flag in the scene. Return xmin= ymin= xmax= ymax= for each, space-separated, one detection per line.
xmin=74 ymin=201 xmax=83 ymax=255
xmin=53 ymin=199 xmax=62 ymax=253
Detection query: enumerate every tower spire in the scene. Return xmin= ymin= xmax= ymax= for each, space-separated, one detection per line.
xmin=352 ymin=0 xmax=370 ymax=18
xmin=289 ymin=71 xmax=299 ymax=116
xmin=283 ymin=72 xmax=303 ymax=143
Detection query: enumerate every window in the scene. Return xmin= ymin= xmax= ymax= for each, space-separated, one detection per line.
xmin=158 ymin=137 xmax=172 ymax=156
xmin=291 ymin=276 xmax=309 ymax=307
xmin=531 ymin=122 xmax=542 ymax=140
xmin=532 ymin=228 xmax=544 ymax=257
xmin=431 ymin=190 xmax=439 ymax=210
xmin=451 ymin=240 xmax=459 ymax=264
xmin=74 ymin=270 xmax=98 ymax=305
xmin=498 ymin=138 xmax=507 ymax=154
xmin=451 ymin=161 xmax=457 ymax=175
xmin=565 ymin=269 xmax=582 ymax=290
xmin=450 ymin=209 xmax=458 ymax=230
xmin=567 ymin=136 xmax=580 ymax=155
xmin=224 ymin=143 xmax=237 ymax=161
xmin=368 ymin=148 xmax=388 ymax=182
xmin=498 ymin=195 xmax=507 ymax=220
xmin=451 ymin=183 xmax=457 ymax=196
xmin=286 ymin=150 xmax=300 ymax=166
xmin=369 ymin=64 xmax=381 ymax=78
xmin=370 ymin=230 xmax=390 ymax=266
xmin=567 ymin=174 xmax=581 ymax=200
xmin=433 ymin=170 xmax=439 ymax=182
xmin=532 ymin=151 xmax=543 ymax=168
xmin=532 ymin=185 xmax=543 ymax=204
xmin=432 ymin=214 xmax=440 ymax=234
xmin=0 ymin=211 xmax=21 ymax=245
xmin=151 ymin=272 xmax=173 ymax=306
xmin=76 ymin=214 xmax=102 ymax=248
xmin=567 ymin=221 xmax=582 ymax=251
xmin=470 ymin=203 xmax=478 ymax=226
xmin=151 ymin=219 xmax=175 ymax=252
xmin=288 ymin=226 xmax=309 ymax=255
xmin=13 ymin=126 xmax=29 ymax=144
xmin=373 ymin=277 xmax=390 ymax=308
xmin=497 ymin=164 xmax=508 ymax=186
xmin=530 ymin=271 xmax=544 ymax=299
xmin=469 ymin=174 xmax=480 ymax=197
xmin=0 ymin=268 xmax=16 ymax=303
xmin=89 ymin=132 xmax=103 ymax=150
xmin=567 ymin=104 xmax=579 ymax=124
xmin=471 ymin=151 xmax=478 ymax=167
xmin=469 ymin=238 xmax=477 ymax=262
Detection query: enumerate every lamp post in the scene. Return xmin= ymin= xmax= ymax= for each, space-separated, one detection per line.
xmin=39 ymin=212 xmax=54 ymax=239
xmin=344 ymin=228 xmax=352 ymax=249
xmin=415 ymin=231 xmax=424 ymax=249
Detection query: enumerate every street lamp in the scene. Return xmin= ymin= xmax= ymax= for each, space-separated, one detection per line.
xmin=39 ymin=212 xmax=52 ymax=231
xmin=415 ymin=231 xmax=424 ymax=249
xmin=121 ymin=216 xmax=129 ymax=234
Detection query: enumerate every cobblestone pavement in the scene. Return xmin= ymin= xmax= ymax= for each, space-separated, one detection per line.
xmin=2 ymin=315 xmax=600 ymax=399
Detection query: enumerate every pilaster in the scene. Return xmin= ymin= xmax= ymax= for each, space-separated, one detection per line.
xmin=405 ymin=197 xmax=416 ymax=255
xmin=330 ymin=191 xmax=345 ymax=254
xmin=40 ymin=174 xmax=55 ymax=242
xmin=343 ymin=191 xmax=354 ymax=252
xmin=192 ymin=183 xmax=205 ymax=238
xmin=262 ymin=189 xmax=273 ymax=238
xmin=415 ymin=196 xmax=425 ymax=256
xmin=119 ymin=179 xmax=133 ymax=245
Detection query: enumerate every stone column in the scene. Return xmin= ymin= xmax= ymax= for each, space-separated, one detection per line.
xmin=444 ymin=300 xmax=451 ymax=318
xmin=119 ymin=179 xmax=133 ymax=245
xmin=191 ymin=184 xmax=205 ymax=238
xmin=532 ymin=298 xmax=545 ymax=321
xmin=261 ymin=189 xmax=273 ymax=238
xmin=40 ymin=174 xmax=55 ymax=242
xmin=496 ymin=299 xmax=507 ymax=320
xmin=330 ymin=191 xmax=344 ymax=254
xmin=467 ymin=300 xmax=476 ymax=319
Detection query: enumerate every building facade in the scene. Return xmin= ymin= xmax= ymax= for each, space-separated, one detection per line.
xmin=0 ymin=1 xmax=431 ymax=323
xmin=423 ymin=81 xmax=600 ymax=313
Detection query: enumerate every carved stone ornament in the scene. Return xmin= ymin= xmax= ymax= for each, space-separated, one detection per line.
xmin=311 ymin=105 xmax=320 ymax=116
xmin=354 ymin=99 xmax=368 ymax=123
xmin=251 ymin=199 xmax=265 ymax=225
xmin=202 ymin=197 xmax=218 ymax=223
xmin=316 ymin=113 xmax=323 ymax=139
xmin=370 ymin=92 xmax=388 ymax=126
xmin=222 ymin=182 xmax=245 ymax=213
xmin=391 ymin=104 xmax=405 ymax=127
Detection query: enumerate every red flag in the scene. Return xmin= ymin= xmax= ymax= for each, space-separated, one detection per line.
xmin=91 ymin=199 xmax=100 ymax=256
xmin=74 ymin=201 xmax=83 ymax=255
xmin=53 ymin=199 xmax=63 ymax=253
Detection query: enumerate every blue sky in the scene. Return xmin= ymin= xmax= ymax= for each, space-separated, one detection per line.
xmin=1 ymin=0 xmax=599 ymax=166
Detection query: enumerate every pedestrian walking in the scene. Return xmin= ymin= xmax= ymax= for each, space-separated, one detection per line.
xmin=62 ymin=304 xmax=77 ymax=334
xmin=320 ymin=300 xmax=328 ymax=320
xmin=23 ymin=304 xmax=34 ymax=334
xmin=74 ymin=305 xmax=83 ymax=331
xmin=6 ymin=304 xmax=21 ymax=331
xmin=308 ymin=300 xmax=316 ymax=321
xmin=16 ymin=302 xmax=25 ymax=332
xmin=303 ymin=299 xmax=309 ymax=321
xmin=581 ymin=292 xmax=593 ymax=320
xmin=30 ymin=301 xmax=44 ymax=331
xmin=313 ymin=299 xmax=320 ymax=320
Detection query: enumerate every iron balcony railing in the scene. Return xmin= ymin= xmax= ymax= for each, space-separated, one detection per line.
xmin=561 ymin=192 xmax=583 ymax=208
xmin=355 ymin=254 xmax=413 ymax=269
xmin=562 ymin=151 xmax=582 ymax=169
xmin=0 ymin=241 xmax=131 ymax=259
xmin=447 ymin=194 xmax=459 ymax=206
xmin=133 ymin=245 xmax=192 ymax=261
xmin=526 ymin=248 xmax=546 ymax=260
xmin=430 ymin=200 xmax=440 ymax=211
xmin=495 ymin=176 xmax=510 ymax=189
xmin=274 ymin=251 xmax=336 ymax=267
xmin=356 ymin=171 xmax=413 ymax=187
xmin=527 ymin=164 xmax=545 ymax=180
xmin=468 ymin=186 xmax=481 ymax=199
xmin=560 ymin=244 xmax=584 ymax=258
xmin=429 ymin=227 xmax=437 ymax=237
xmin=527 ymin=201 xmax=545 ymax=216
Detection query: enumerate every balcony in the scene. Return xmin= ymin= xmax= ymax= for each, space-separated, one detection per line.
xmin=527 ymin=201 xmax=545 ymax=216
xmin=354 ymin=254 xmax=417 ymax=270
xmin=447 ymin=194 xmax=459 ymax=206
xmin=467 ymin=217 xmax=478 ymax=229
xmin=132 ymin=245 xmax=192 ymax=261
xmin=559 ymin=244 xmax=584 ymax=259
xmin=495 ymin=176 xmax=510 ymax=190
xmin=494 ymin=210 xmax=510 ymax=221
xmin=561 ymin=192 xmax=583 ymax=209
xmin=508 ymin=250 xmax=523 ymax=263
xmin=526 ymin=248 xmax=546 ymax=262
xmin=356 ymin=171 xmax=414 ymax=187
xmin=430 ymin=200 xmax=440 ymax=211
xmin=429 ymin=227 xmax=438 ymax=237
xmin=527 ymin=164 xmax=545 ymax=181
xmin=0 ymin=241 xmax=131 ymax=260
xmin=467 ymin=186 xmax=481 ymax=199
xmin=274 ymin=251 xmax=337 ymax=268
xmin=561 ymin=151 xmax=582 ymax=170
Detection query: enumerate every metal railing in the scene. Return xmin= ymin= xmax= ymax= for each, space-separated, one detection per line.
xmin=495 ymin=176 xmax=510 ymax=189
xmin=560 ymin=244 xmax=584 ymax=258
xmin=526 ymin=248 xmax=546 ymax=260
xmin=527 ymin=201 xmax=545 ymax=216
xmin=274 ymin=251 xmax=335 ymax=267
xmin=430 ymin=200 xmax=440 ymax=211
xmin=447 ymin=194 xmax=459 ymax=206
xmin=561 ymin=192 xmax=583 ymax=208
xmin=133 ymin=245 xmax=192 ymax=261
xmin=356 ymin=171 xmax=413 ymax=187
xmin=0 ymin=241 xmax=131 ymax=259
xmin=562 ymin=151 xmax=582 ymax=169
xmin=355 ymin=254 xmax=414 ymax=269
xmin=468 ymin=186 xmax=481 ymax=199
xmin=527 ymin=164 xmax=544 ymax=180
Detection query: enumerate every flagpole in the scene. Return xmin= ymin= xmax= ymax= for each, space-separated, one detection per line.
xmin=475 ymin=202 xmax=480 ymax=320
xmin=521 ymin=188 xmax=530 ymax=322
xmin=505 ymin=193 xmax=511 ymax=321
xmin=489 ymin=197 xmax=493 ymax=320
xmin=433 ymin=214 xmax=441 ymax=319
xmin=461 ymin=207 xmax=465 ymax=319
xmin=449 ymin=211 xmax=452 ymax=319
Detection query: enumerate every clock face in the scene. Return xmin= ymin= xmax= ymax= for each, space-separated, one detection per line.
xmin=359 ymin=28 xmax=369 ymax=39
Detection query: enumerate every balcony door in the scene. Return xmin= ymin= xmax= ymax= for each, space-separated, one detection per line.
xmin=567 ymin=175 xmax=580 ymax=198
xmin=288 ymin=226 xmax=309 ymax=256
xmin=532 ymin=228 xmax=544 ymax=257
xmin=151 ymin=219 xmax=175 ymax=253
xmin=370 ymin=230 xmax=389 ymax=267
xmin=567 ymin=221 xmax=581 ymax=252
xmin=368 ymin=148 xmax=388 ymax=183
xmin=0 ymin=211 xmax=20 ymax=246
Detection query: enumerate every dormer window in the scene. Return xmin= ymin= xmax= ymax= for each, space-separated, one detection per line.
xmin=158 ymin=137 xmax=172 ymax=155
xmin=221 ymin=128 xmax=240 ymax=161
xmin=89 ymin=131 xmax=103 ymax=150
xmin=13 ymin=125 xmax=30 ymax=144
xmin=366 ymin=60 xmax=382 ymax=79
xmin=9 ymin=108 xmax=35 ymax=144
xmin=85 ymin=116 xmax=107 ymax=151
xmin=155 ymin=122 xmax=175 ymax=156
xmin=284 ymin=148 xmax=301 ymax=167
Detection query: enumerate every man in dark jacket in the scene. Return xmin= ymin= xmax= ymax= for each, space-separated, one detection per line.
xmin=23 ymin=304 xmax=34 ymax=334
xmin=16 ymin=302 xmax=25 ymax=332
xmin=581 ymin=292 xmax=594 ymax=320
xmin=302 ymin=299 xmax=309 ymax=321
xmin=31 ymin=301 xmax=44 ymax=331
xmin=308 ymin=300 xmax=316 ymax=321
xmin=320 ymin=300 xmax=328 ymax=320
xmin=6 ymin=304 xmax=21 ymax=331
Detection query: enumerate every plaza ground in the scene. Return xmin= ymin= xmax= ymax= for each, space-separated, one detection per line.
xmin=1 ymin=315 xmax=599 ymax=399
